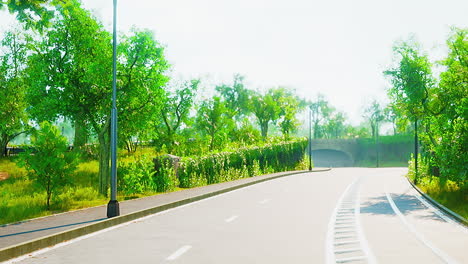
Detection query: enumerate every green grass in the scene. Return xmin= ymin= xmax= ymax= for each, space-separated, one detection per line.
xmin=0 ymin=157 xmax=108 ymax=225
xmin=0 ymin=157 xmax=27 ymax=178
xmin=355 ymin=159 xmax=408 ymax=167
xmin=406 ymin=157 xmax=468 ymax=220
xmin=0 ymin=144 xmax=308 ymax=225
xmin=0 ymin=149 xmax=184 ymax=225
xmin=415 ymin=176 xmax=468 ymax=219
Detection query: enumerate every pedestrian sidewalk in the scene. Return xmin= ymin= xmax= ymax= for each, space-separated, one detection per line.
xmin=0 ymin=169 xmax=329 ymax=262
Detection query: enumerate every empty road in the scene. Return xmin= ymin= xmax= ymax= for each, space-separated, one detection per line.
xmin=7 ymin=168 xmax=468 ymax=264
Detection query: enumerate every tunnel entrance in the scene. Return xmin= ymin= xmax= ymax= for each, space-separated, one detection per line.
xmin=311 ymin=149 xmax=353 ymax=167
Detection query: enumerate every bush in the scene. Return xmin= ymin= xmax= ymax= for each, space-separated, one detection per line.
xmin=178 ymin=139 xmax=307 ymax=188
xmin=118 ymin=155 xmax=156 ymax=195
xmin=154 ymin=159 xmax=179 ymax=192
xmin=18 ymin=122 xmax=78 ymax=210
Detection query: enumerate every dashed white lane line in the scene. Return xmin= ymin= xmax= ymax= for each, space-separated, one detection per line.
xmin=5 ymin=177 xmax=271 ymax=263
xmin=225 ymin=215 xmax=239 ymax=223
xmin=385 ymin=191 xmax=459 ymax=264
xmin=259 ymin=199 xmax=271 ymax=204
xmin=166 ymin=245 xmax=192 ymax=261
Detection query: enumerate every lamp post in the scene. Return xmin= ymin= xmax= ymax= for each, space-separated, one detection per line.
xmin=308 ymin=107 xmax=312 ymax=171
xmin=107 ymin=0 xmax=119 ymax=218
xmin=375 ymin=121 xmax=379 ymax=168
xmin=414 ymin=119 xmax=418 ymax=184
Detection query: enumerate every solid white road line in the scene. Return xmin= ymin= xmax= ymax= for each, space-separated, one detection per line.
xmin=410 ymin=189 xmax=468 ymax=234
xmin=385 ymin=191 xmax=459 ymax=264
xmin=166 ymin=245 xmax=192 ymax=261
xmin=225 ymin=215 xmax=239 ymax=223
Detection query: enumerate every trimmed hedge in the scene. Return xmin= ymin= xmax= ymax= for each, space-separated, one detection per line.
xmin=177 ymin=140 xmax=307 ymax=188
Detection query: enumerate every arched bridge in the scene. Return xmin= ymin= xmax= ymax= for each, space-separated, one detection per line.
xmin=310 ymin=139 xmax=359 ymax=167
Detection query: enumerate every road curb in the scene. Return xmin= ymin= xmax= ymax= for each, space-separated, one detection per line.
xmin=0 ymin=169 xmax=328 ymax=262
xmin=406 ymin=176 xmax=468 ymax=227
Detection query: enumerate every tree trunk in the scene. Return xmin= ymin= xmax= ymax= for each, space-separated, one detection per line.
xmin=97 ymin=124 xmax=110 ymax=196
xmin=313 ymin=122 xmax=319 ymax=139
xmin=46 ymin=176 xmax=51 ymax=210
xmin=414 ymin=119 xmax=419 ymax=185
xmin=0 ymin=134 xmax=8 ymax=157
xmin=74 ymin=118 xmax=88 ymax=151
xmin=209 ymin=131 xmax=215 ymax=151
xmin=260 ymin=121 xmax=268 ymax=139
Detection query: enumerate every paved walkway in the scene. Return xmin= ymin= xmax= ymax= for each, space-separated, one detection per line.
xmin=0 ymin=169 xmax=325 ymax=251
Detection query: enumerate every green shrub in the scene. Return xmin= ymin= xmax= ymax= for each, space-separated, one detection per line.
xmin=118 ymin=155 xmax=156 ymax=195
xmin=154 ymin=160 xmax=179 ymax=192
xmin=18 ymin=122 xmax=79 ymax=210
xmin=178 ymin=139 xmax=307 ymax=188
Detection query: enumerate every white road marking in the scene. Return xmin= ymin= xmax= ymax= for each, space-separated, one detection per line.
xmin=225 ymin=215 xmax=239 ymax=223
xmin=4 ymin=178 xmax=276 ymax=263
xmin=166 ymin=245 xmax=192 ymax=261
xmin=259 ymin=198 xmax=271 ymax=204
xmin=334 ymin=248 xmax=362 ymax=254
xmin=335 ymin=256 xmax=366 ymax=263
xmin=334 ymin=240 xmax=360 ymax=246
xmin=409 ymin=189 xmax=468 ymax=234
xmin=385 ymin=191 xmax=459 ymax=264
xmin=326 ymin=176 xmax=376 ymax=264
xmin=325 ymin=177 xmax=359 ymax=264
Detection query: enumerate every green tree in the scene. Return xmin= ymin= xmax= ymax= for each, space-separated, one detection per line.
xmin=363 ymin=100 xmax=385 ymax=167
xmin=19 ymin=121 xmax=78 ymax=210
xmin=309 ymin=94 xmax=333 ymax=139
xmin=384 ymin=39 xmax=434 ymax=183
xmin=276 ymin=88 xmax=303 ymax=138
xmin=117 ymin=29 xmax=170 ymax=153
xmin=215 ymin=74 xmax=251 ymax=121
xmin=384 ymin=40 xmax=434 ymax=121
xmin=323 ymin=111 xmax=347 ymax=139
xmin=196 ymin=96 xmax=232 ymax=151
xmin=26 ymin=1 xmax=169 ymax=195
xmin=155 ymin=79 xmax=199 ymax=153
xmin=250 ymin=89 xmax=282 ymax=139
xmin=363 ymin=100 xmax=385 ymax=138
xmin=384 ymin=104 xmax=399 ymax=135
xmin=0 ymin=30 xmax=29 ymax=156
xmin=0 ymin=0 xmax=61 ymax=30
xmin=26 ymin=1 xmax=112 ymax=194
xmin=426 ymin=28 xmax=467 ymax=185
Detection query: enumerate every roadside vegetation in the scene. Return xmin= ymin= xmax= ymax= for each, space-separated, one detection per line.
xmin=385 ymin=29 xmax=467 ymax=218
xmin=0 ymin=1 xmax=465 ymax=225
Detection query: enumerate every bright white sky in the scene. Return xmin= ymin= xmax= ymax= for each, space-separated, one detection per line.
xmin=1 ymin=0 xmax=467 ymax=125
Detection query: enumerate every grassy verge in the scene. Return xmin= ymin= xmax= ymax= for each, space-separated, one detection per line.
xmin=354 ymin=159 xmax=408 ymax=167
xmin=1 ymin=142 xmax=309 ymax=225
xmin=406 ymin=158 xmax=468 ymax=220
xmin=413 ymin=176 xmax=468 ymax=219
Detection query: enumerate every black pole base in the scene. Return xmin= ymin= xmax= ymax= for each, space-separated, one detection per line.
xmin=107 ymin=200 xmax=120 ymax=218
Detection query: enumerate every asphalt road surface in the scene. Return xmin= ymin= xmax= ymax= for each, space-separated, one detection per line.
xmin=7 ymin=168 xmax=468 ymax=264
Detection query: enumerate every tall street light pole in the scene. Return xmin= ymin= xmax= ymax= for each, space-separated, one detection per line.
xmin=308 ymin=107 xmax=312 ymax=171
xmin=107 ymin=0 xmax=120 ymax=218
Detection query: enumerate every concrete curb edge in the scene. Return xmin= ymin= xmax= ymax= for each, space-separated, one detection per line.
xmin=0 ymin=169 xmax=329 ymax=262
xmin=406 ymin=176 xmax=468 ymax=227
